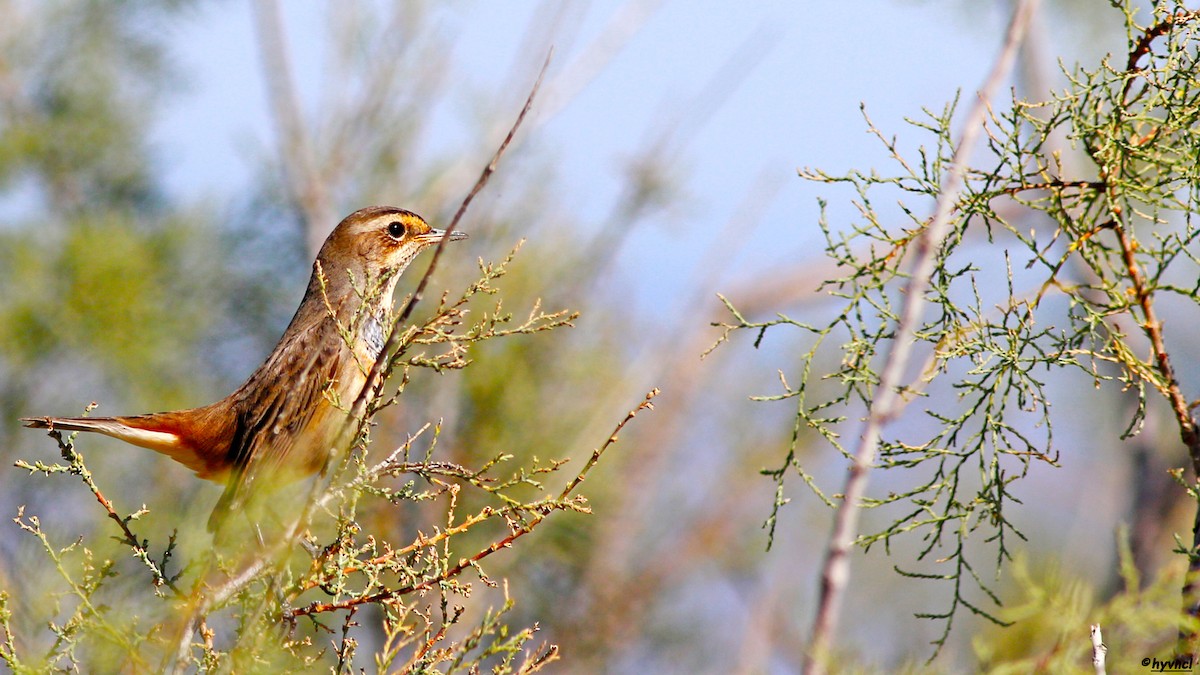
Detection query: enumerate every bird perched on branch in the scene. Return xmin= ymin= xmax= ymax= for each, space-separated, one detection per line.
xmin=22 ymin=206 xmax=466 ymax=531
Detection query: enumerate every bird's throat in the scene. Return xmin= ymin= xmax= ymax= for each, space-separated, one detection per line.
xmin=361 ymin=312 xmax=386 ymax=360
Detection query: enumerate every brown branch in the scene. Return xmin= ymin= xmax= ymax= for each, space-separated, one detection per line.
xmin=1111 ymin=221 xmax=1194 ymax=446
xmin=557 ymin=389 xmax=657 ymax=499
xmin=286 ymin=521 xmax=536 ymax=619
xmin=802 ymin=1 xmax=1040 ymax=671
xmin=283 ymin=389 xmax=658 ymax=620
xmin=1094 ymin=10 xmax=1200 ymax=654
xmin=1118 ymin=191 xmax=1200 ymax=652
xmin=298 ymin=388 xmax=656 ymax=596
xmin=296 ymin=505 xmax=496 ymax=594
xmin=1123 ymin=10 xmax=1200 ymax=105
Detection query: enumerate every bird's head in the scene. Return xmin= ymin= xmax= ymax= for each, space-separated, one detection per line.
xmin=316 ymin=206 xmax=467 ymax=295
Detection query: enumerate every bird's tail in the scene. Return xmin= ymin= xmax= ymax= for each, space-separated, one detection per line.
xmin=20 ymin=415 xmax=182 ymax=450
xmin=19 ymin=413 xmax=227 ymax=482
xmin=23 ymin=415 xmax=122 ymax=435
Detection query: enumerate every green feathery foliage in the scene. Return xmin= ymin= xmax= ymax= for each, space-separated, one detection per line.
xmin=713 ymin=0 xmax=1200 ymax=654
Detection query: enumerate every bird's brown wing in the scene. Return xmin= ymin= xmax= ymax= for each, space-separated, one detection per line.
xmin=207 ymin=325 xmax=350 ymax=532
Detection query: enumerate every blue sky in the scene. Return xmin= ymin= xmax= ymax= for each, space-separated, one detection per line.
xmin=153 ymin=2 xmax=1076 ymax=314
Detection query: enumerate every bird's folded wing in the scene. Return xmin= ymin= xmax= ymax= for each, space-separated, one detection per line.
xmin=208 ymin=330 xmax=347 ymax=532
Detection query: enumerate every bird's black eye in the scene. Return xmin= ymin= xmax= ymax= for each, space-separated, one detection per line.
xmin=387 ymin=221 xmax=405 ymax=238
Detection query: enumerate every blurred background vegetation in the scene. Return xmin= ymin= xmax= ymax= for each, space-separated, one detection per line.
xmin=1 ymin=0 xmax=1197 ymax=672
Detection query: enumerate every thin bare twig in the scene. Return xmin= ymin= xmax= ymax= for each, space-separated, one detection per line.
xmin=802 ymin=1 xmax=1040 ymax=672
xmin=348 ymin=48 xmax=553 ymax=423
xmin=1091 ymin=624 xmax=1107 ymax=675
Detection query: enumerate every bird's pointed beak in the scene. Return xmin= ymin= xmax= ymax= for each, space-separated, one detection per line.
xmin=418 ymin=229 xmax=468 ymax=244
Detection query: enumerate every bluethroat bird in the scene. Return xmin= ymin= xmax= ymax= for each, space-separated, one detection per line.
xmin=22 ymin=206 xmax=466 ymax=531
